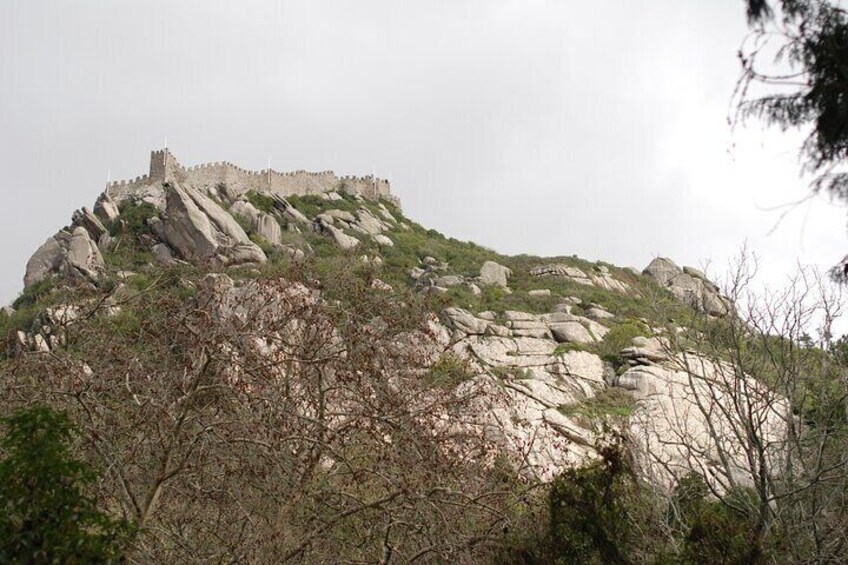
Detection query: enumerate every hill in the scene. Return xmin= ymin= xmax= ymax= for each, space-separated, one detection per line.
xmin=0 ymin=149 xmax=843 ymax=563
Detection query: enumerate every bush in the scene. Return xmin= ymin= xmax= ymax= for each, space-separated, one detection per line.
xmin=232 ymin=211 xmax=253 ymax=234
xmin=0 ymin=407 xmax=131 ymax=563
xmin=109 ymin=200 xmax=157 ymax=238
xmin=424 ymin=352 xmax=476 ymax=389
xmin=558 ymin=388 xmax=636 ymax=426
xmin=491 ymin=365 xmax=534 ymax=381
xmin=103 ymin=200 xmax=159 ymax=270
xmin=250 ymin=234 xmax=278 ymax=257
xmin=676 ymin=480 xmax=767 ymax=564
xmin=596 ymin=319 xmax=652 ymax=370
xmin=540 ymin=435 xmax=637 ymax=564
xmin=302 ymin=230 xmax=343 ymax=259
xmin=500 ymin=438 xmax=774 ymax=564
xmin=287 ymin=194 xmax=356 ymax=218
xmin=553 ymin=342 xmax=590 ymax=355
xmin=12 ymin=278 xmax=54 ymax=310
xmin=3 ymin=279 xmax=65 ymax=349
xmin=245 ymin=190 xmax=277 ymax=214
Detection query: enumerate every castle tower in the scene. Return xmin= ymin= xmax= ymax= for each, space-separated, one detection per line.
xmin=149 ymin=148 xmax=182 ymax=182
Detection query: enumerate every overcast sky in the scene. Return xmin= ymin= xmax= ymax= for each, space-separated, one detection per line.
xmin=2 ymin=0 xmax=846 ymax=306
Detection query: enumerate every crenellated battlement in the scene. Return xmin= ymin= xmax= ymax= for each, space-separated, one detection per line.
xmin=106 ymin=173 xmax=154 ymax=189
xmin=105 ymin=148 xmax=399 ymax=207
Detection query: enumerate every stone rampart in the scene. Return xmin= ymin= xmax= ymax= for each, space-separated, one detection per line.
xmin=106 ymin=149 xmax=399 ymax=207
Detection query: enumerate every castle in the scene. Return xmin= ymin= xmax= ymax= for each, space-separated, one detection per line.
xmin=105 ymin=149 xmax=399 ymax=207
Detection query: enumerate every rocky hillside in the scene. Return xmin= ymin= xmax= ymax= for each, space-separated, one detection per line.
xmin=0 ymin=176 xmax=792 ymax=561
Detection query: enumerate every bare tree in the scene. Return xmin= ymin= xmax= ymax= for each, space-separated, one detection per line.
xmin=636 ymin=253 xmax=848 ymax=561
xmin=0 ymin=262 xmax=536 ymax=563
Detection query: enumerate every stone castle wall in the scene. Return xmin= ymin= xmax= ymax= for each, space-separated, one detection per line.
xmin=106 ymin=149 xmax=398 ymax=206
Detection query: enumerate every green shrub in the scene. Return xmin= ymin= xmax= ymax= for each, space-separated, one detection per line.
xmin=232 ymin=211 xmax=253 ymax=234
xmin=2 ymin=279 xmax=64 ymax=349
xmin=0 ymin=310 xmax=9 ymax=337
xmin=424 ymin=352 xmax=476 ymax=390
xmin=669 ymin=475 xmax=769 ymax=564
xmin=553 ymin=342 xmax=590 ymax=355
xmin=543 ymin=435 xmax=637 ymax=564
xmin=0 ymin=407 xmax=132 ymax=562
xmin=109 ymin=200 xmax=157 ymax=238
xmin=0 ymin=306 xmax=40 ymax=342
xmin=302 ymin=230 xmax=341 ymax=259
xmin=596 ymin=319 xmax=652 ymax=370
xmin=100 ymin=308 xmax=143 ymax=338
xmin=245 ymin=190 xmax=277 ymax=214
xmin=558 ymin=388 xmax=636 ymax=426
xmin=105 ymin=248 xmax=155 ymax=271
xmin=103 ymin=200 xmax=159 ymax=270
xmin=287 ymin=194 xmax=358 ymax=218
xmin=12 ymin=278 xmax=54 ymax=310
xmin=250 ymin=234 xmax=278 ymax=257
xmin=491 ymin=366 xmax=533 ymax=381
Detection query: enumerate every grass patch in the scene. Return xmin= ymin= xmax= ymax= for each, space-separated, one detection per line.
xmin=12 ymin=278 xmax=55 ymax=310
xmin=553 ymin=342 xmax=591 ymax=356
xmin=596 ymin=319 xmax=652 ymax=370
xmin=423 ymin=352 xmax=476 ymax=390
xmin=558 ymin=387 xmax=636 ymax=426
xmin=491 ymin=366 xmax=533 ymax=381
xmin=332 ymin=200 xmax=697 ymax=330
xmin=375 ymin=219 xmax=499 ymax=293
xmin=108 ymin=200 xmax=157 ymax=239
xmin=104 ymin=200 xmax=159 ymax=271
xmin=287 ymin=194 xmax=357 ymax=218
xmin=0 ymin=306 xmax=39 ymax=338
xmin=245 ymin=190 xmax=277 ymax=215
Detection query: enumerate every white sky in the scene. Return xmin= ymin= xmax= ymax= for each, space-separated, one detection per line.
xmin=1 ymin=0 xmax=846 ymax=306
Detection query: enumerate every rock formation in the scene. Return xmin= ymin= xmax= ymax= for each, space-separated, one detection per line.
xmin=479 ymin=260 xmax=512 ymax=287
xmin=9 ymin=148 xmax=786 ymax=496
xmin=643 ymin=257 xmax=731 ymax=316
xmin=160 ymin=183 xmax=266 ymax=265
xmin=24 ymin=226 xmax=105 ymax=288
xmin=531 ymin=263 xmax=630 ymax=293
xmin=613 ymin=336 xmax=789 ymax=489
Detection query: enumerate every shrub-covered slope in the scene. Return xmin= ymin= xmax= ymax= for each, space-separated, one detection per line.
xmin=2 ymin=179 xmax=841 ymax=563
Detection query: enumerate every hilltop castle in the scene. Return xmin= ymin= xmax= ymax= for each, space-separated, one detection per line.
xmin=105 ymin=148 xmax=399 ymax=207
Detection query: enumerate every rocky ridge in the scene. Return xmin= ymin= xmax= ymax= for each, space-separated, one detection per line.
xmin=5 ymin=165 xmax=783 ymax=491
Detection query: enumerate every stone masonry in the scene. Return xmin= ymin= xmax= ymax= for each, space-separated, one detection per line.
xmin=105 ymin=148 xmax=400 ymax=207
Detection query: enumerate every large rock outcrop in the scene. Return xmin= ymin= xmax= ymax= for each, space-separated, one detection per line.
xmin=613 ymin=336 xmax=789 ymax=490
xmin=161 ymin=183 xmax=266 ymax=265
xmin=643 ymin=257 xmax=731 ymax=316
xmin=231 ymin=199 xmax=284 ymax=248
xmin=447 ymin=333 xmax=605 ymax=480
xmin=24 ymin=237 xmax=67 ymax=288
xmin=312 ymin=206 xmax=393 ymax=250
xmin=530 ymin=263 xmax=630 ymax=293
xmin=479 ymin=261 xmax=512 ymax=287
xmin=435 ymin=300 xmax=785 ymax=487
xmin=24 ymin=227 xmax=105 ymax=288
xmin=71 ymin=208 xmax=108 ymax=241
xmin=93 ymin=192 xmax=120 ymax=223
xmin=434 ymin=305 xmax=613 ymax=479
xmin=441 ymin=307 xmax=607 ymax=345
xmin=11 ymin=151 xmax=788 ymax=500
